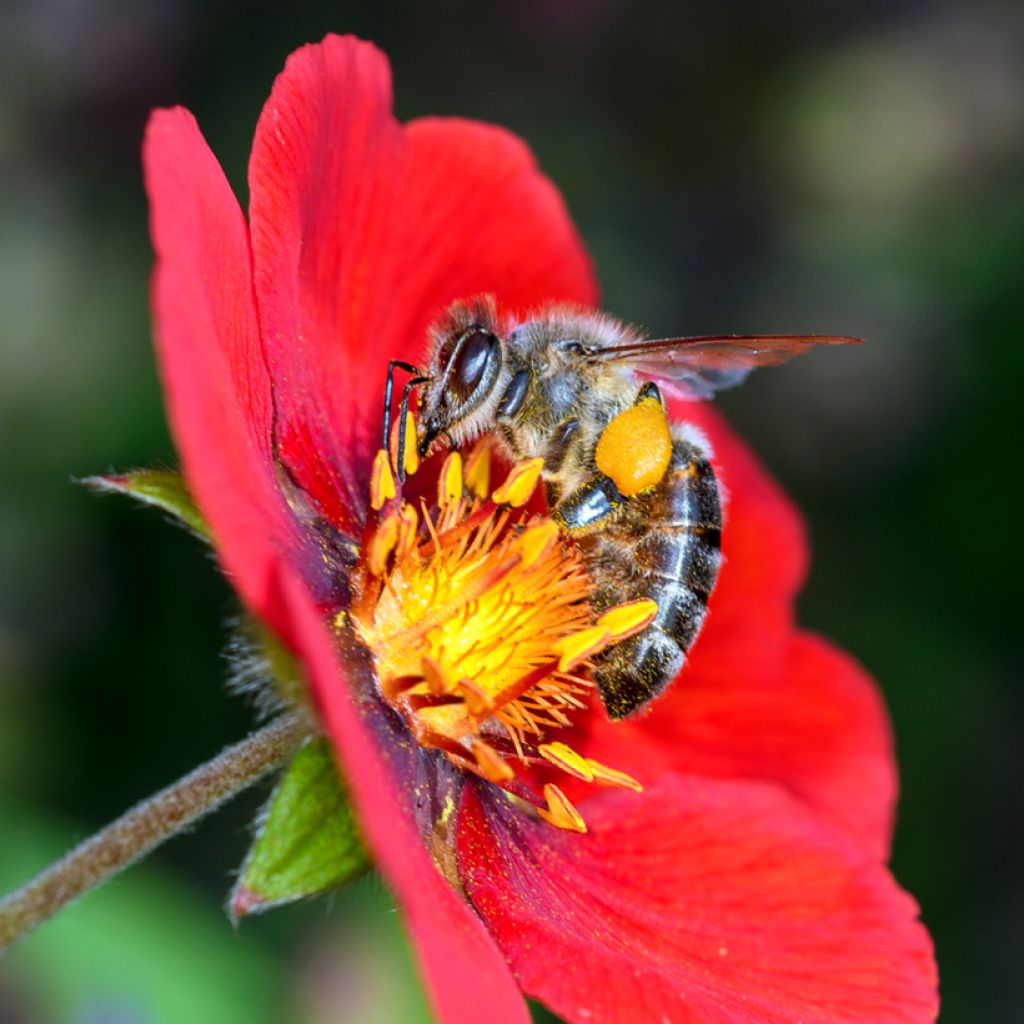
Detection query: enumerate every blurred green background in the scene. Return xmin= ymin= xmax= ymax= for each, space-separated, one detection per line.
xmin=1 ymin=2 xmax=1021 ymax=1022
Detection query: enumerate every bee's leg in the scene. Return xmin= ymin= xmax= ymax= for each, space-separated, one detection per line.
xmin=395 ymin=375 xmax=429 ymax=482
xmin=381 ymin=359 xmax=421 ymax=450
xmin=550 ymin=474 xmax=625 ymax=534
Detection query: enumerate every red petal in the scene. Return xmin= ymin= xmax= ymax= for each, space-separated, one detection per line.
xmin=276 ymin=570 xmax=529 ymax=1024
xmin=578 ymin=632 xmax=896 ymax=860
xmin=459 ymin=775 xmax=938 ymax=1024
xmin=247 ymin=34 xmax=597 ymax=523
xmin=143 ymin=108 xmax=300 ymax=638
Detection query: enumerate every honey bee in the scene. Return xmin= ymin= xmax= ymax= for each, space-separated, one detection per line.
xmin=382 ymin=297 xmax=858 ymax=719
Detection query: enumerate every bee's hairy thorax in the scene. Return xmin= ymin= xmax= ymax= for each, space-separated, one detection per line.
xmin=493 ymin=327 xmax=638 ymax=504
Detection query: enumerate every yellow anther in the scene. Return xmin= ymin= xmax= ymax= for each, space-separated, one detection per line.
xmin=596 ymin=598 xmax=658 ymax=640
xmin=458 ymin=677 xmax=495 ymax=717
xmin=539 ymin=741 xmax=594 ymax=782
xmin=538 ymin=784 xmax=587 ymax=833
xmin=370 ymin=449 xmax=396 ymax=511
xmin=368 ymin=513 xmax=400 ymax=577
xmin=421 ymin=655 xmax=457 ymax=696
xmin=515 ymin=520 xmax=559 ymax=569
xmin=595 ymin=397 xmax=672 ymax=497
xmin=389 ymin=411 xmax=420 ymax=478
xmin=492 ymin=457 xmax=544 ymax=507
xmin=472 ymin=739 xmax=515 ymax=783
xmin=552 ymin=624 xmax=610 ymax=673
xmin=587 ymin=759 xmax=643 ymax=792
xmin=396 ymin=503 xmax=419 ymax=559
xmin=464 ymin=437 xmax=493 ymax=499
xmin=370 ymin=450 xmax=397 ymax=509
xmin=438 ymin=451 xmax=464 ymax=508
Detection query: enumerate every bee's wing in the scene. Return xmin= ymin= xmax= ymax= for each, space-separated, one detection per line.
xmin=590 ymin=334 xmax=861 ymax=400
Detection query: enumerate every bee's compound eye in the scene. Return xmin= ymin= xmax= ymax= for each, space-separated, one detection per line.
xmin=450 ymin=329 xmax=496 ymax=402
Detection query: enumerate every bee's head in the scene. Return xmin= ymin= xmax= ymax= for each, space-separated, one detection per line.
xmin=418 ymin=301 xmax=505 ymax=456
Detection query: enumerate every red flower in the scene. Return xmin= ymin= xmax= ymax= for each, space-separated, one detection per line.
xmin=143 ymin=33 xmax=938 ymax=1024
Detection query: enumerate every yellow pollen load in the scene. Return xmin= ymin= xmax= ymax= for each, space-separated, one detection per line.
xmin=595 ymin=397 xmax=672 ymax=497
xmin=348 ymin=435 xmax=644 ymax=833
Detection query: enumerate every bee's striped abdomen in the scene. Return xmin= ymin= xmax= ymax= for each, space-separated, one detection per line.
xmin=586 ymin=435 xmax=722 ymax=719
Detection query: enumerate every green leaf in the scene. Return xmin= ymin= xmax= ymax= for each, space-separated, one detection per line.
xmin=230 ymin=736 xmax=370 ymax=920
xmin=82 ymin=468 xmax=209 ymax=540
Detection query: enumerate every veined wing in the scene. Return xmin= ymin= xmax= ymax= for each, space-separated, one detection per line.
xmin=589 ymin=334 xmax=861 ymax=400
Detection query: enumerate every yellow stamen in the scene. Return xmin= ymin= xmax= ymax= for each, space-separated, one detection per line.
xmin=396 ymin=503 xmax=419 ymax=559
xmin=464 ymin=437 xmax=493 ymax=498
xmin=552 ymin=625 xmax=610 ymax=673
xmin=438 ymin=451 xmax=464 ymax=509
xmin=368 ymin=512 xmax=399 ymax=577
xmin=587 ymin=759 xmax=643 ymax=791
xmin=597 ymin=598 xmax=658 ymax=640
xmin=458 ymin=677 xmax=496 ymax=717
xmin=351 ymin=451 xmax=645 ymax=835
xmin=539 ymin=742 xmax=594 ymax=781
xmin=421 ymin=655 xmax=457 ymax=696
xmin=472 ymin=739 xmax=515 ymax=783
xmin=515 ymin=520 xmax=559 ymax=569
xmin=389 ymin=410 xmax=420 ymax=478
xmin=538 ymin=784 xmax=587 ymax=833
xmin=491 ymin=457 xmax=544 ymax=507
xmin=370 ymin=449 xmax=396 ymax=510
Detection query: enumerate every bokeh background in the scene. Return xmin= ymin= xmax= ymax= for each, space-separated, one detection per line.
xmin=1 ymin=2 xmax=1021 ymax=1021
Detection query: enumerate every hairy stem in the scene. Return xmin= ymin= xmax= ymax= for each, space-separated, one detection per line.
xmin=0 ymin=714 xmax=308 ymax=951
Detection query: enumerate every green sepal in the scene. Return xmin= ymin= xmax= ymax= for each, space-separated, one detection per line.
xmin=82 ymin=469 xmax=209 ymax=541
xmin=229 ymin=736 xmax=370 ymax=921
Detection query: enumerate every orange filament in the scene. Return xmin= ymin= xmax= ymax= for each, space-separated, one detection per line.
xmin=349 ymin=436 xmax=648 ymax=832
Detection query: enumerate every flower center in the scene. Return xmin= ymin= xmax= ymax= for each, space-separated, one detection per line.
xmin=347 ymin=433 xmax=654 ymax=832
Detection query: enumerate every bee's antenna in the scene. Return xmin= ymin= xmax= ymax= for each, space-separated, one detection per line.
xmin=382 ymin=359 xmax=421 ymax=451
xmin=396 ymin=375 xmax=429 ymax=483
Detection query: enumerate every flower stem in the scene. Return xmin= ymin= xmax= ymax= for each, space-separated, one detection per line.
xmin=0 ymin=713 xmax=308 ymax=951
